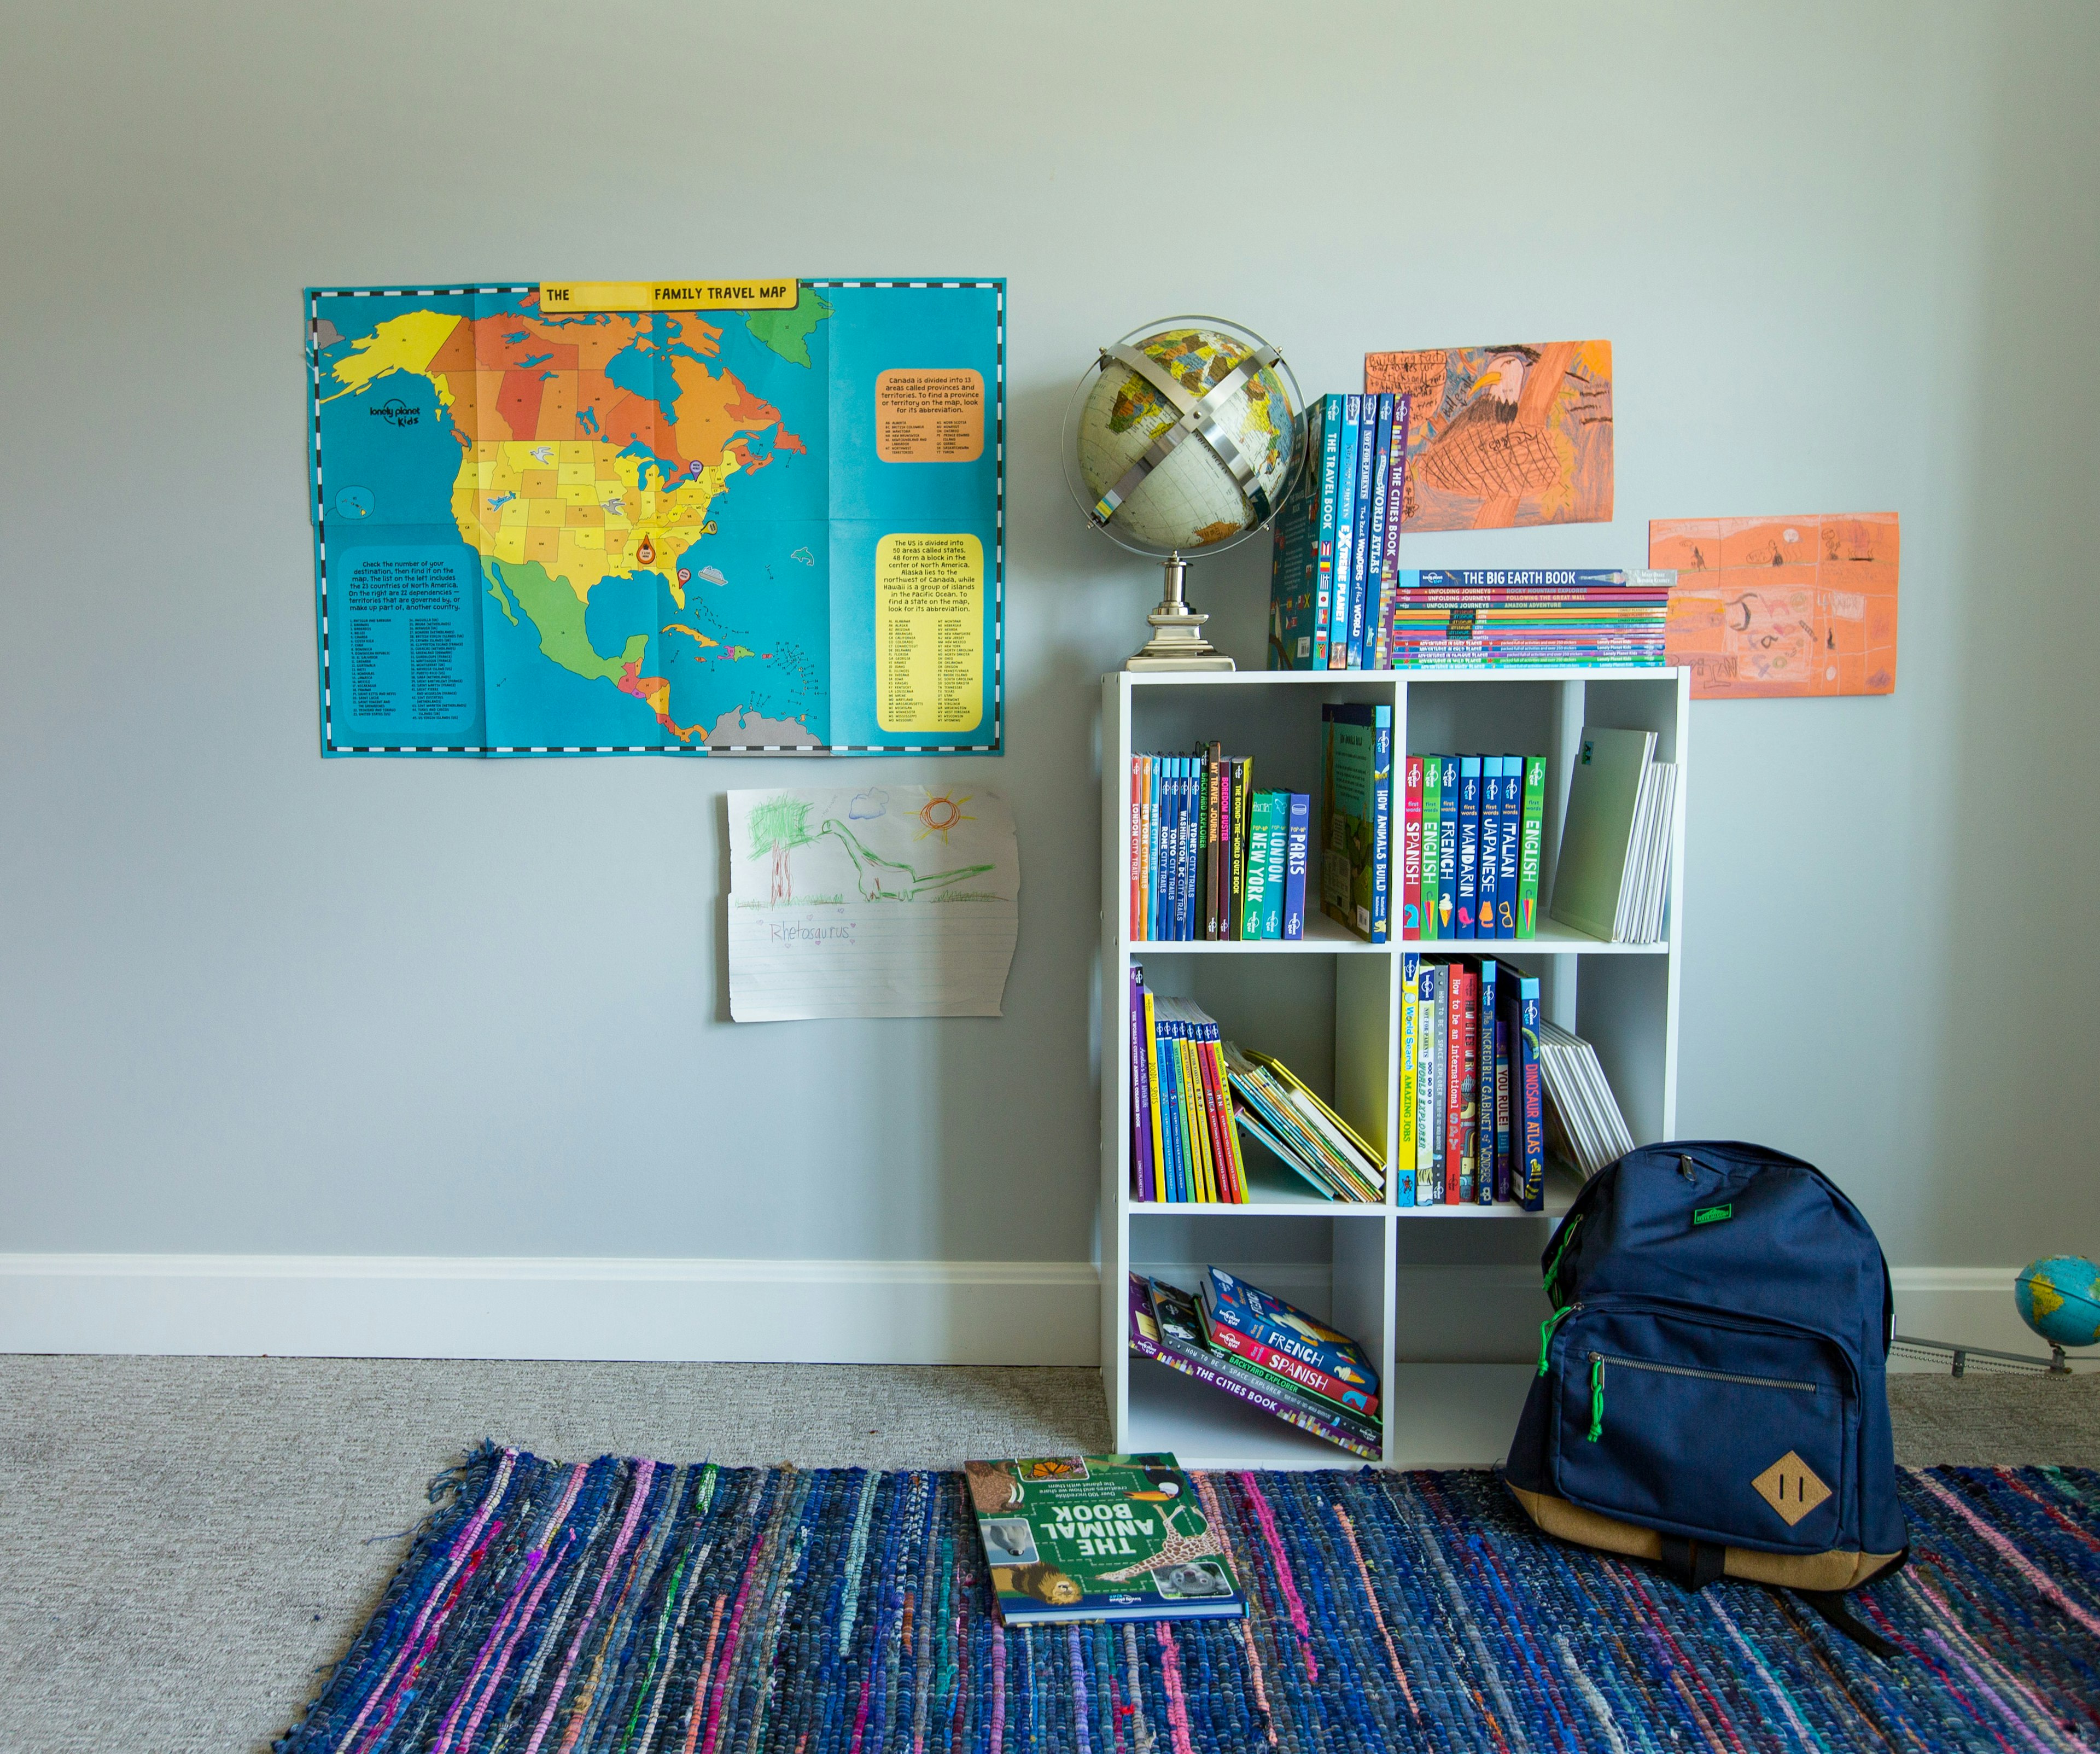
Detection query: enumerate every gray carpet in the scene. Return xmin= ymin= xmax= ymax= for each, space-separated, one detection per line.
xmin=0 ymin=1356 xmax=2093 ymax=1754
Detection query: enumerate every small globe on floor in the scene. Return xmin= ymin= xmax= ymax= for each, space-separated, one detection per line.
xmin=2015 ymin=1255 xmax=2100 ymax=1349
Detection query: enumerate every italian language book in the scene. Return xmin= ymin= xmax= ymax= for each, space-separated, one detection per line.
xmin=966 ymin=1450 xmax=1244 ymax=1625
xmin=1478 ymin=758 xmax=1506 ymax=935
xmin=1198 ymin=1267 xmax=1380 ymax=1415
xmin=1130 ymin=1274 xmax=1381 ymax=1461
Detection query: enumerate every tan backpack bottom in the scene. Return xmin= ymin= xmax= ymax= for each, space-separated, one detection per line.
xmin=1507 ymin=1483 xmax=1903 ymax=1593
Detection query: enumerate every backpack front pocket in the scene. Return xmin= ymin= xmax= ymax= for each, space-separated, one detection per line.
xmin=1548 ymin=1300 xmax=1855 ymax=1553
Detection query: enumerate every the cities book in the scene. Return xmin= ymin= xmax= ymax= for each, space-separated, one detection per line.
xmin=964 ymin=1453 xmax=1245 ymax=1625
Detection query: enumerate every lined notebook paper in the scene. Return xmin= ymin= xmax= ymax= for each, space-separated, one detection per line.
xmin=727 ymin=785 xmax=1018 ymax=1020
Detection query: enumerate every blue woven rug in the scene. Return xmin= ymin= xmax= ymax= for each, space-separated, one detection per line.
xmin=281 ymin=1449 xmax=2100 ymax=1752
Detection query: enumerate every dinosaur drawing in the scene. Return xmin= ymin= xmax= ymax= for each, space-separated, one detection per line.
xmin=815 ymin=819 xmax=991 ymax=901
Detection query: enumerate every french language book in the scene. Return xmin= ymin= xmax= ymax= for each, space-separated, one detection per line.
xmin=1319 ymin=703 xmax=1390 ymax=941
xmin=1198 ymin=1267 xmax=1380 ymax=1415
xmin=1436 ymin=755 xmax=1460 ymax=939
xmin=967 ymin=1450 xmax=1244 ymax=1624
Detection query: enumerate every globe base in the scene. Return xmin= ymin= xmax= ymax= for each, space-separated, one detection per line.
xmin=1124 ymin=552 xmax=1236 ymax=672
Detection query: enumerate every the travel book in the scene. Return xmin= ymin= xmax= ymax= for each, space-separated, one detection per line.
xmin=965 ymin=1453 xmax=1245 ymax=1625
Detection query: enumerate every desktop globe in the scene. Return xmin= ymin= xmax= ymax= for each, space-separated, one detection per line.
xmin=1065 ymin=318 xmax=1303 ymax=671
xmin=2015 ymin=1255 xmax=2100 ymax=1351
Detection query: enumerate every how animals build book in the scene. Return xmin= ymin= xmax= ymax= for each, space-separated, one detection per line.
xmin=964 ymin=1455 xmax=1244 ymax=1625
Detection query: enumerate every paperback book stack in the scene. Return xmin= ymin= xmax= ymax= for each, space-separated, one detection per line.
xmin=1130 ymin=745 xmax=1309 ymax=942
xmin=1536 ymin=1022 xmax=1638 ymax=1179
xmin=1384 ymin=569 xmax=1672 ymax=669
xmin=1128 ymin=1268 xmax=1382 ymax=1461
xmin=1267 ymin=391 xmax=1412 ymax=671
xmin=1400 ymin=752 xmax=1548 ymax=940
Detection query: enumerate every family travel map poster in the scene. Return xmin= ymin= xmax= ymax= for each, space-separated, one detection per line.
xmin=306 ymin=278 xmax=1004 ymax=755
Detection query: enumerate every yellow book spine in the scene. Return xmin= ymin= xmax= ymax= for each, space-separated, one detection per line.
xmin=1399 ymin=960 xmax=1418 ymax=1175
xmin=1142 ymin=991 xmax=1167 ymax=1202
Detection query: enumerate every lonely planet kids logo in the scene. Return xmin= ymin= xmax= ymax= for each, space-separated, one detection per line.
xmin=370 ymin=397 xmax=421 ymax=427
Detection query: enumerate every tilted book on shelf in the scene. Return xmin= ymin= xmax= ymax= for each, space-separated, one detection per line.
xmin=1198 ymin=1267 xmax=1380 ymax=1415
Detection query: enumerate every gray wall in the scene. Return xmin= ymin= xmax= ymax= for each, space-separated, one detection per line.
xmin=3 ymin=2 xmax=2093 ymax=1268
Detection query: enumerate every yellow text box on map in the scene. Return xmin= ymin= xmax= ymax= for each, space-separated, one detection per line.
xmin=876 ymin=369 xmax=985 ymax=462
xmin=876 ymin=534 xmax=984 ymax=735
xmin=539 ymin=280 xmax=798 ymax=313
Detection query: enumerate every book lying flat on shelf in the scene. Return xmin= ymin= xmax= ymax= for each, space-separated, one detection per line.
xmin=965 ymin=1452 xmax=1244 ymax=1625
xmin=1130 ymin=1275 xmax=1381 ymax=1461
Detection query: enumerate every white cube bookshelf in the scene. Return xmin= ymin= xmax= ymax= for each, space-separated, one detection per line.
xmin=1098 ymin=666 xmax=1690 ymax=1468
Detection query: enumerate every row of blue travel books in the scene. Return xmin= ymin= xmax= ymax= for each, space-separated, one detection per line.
xmin=1268 ymin=392 xmax=1410 ymax=671
xmin=1130 ymin=745 xmax=1310 ymax=941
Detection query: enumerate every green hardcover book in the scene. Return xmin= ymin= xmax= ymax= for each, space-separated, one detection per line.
xmin=1547 ymin=728 xmax=1655 ymax=940
xmin=1419 ymin=754 xmax=1443 ymax=940
xmin=1241 ymin=794 xmax=1273 ymax=938
xmin=966 ymin=1454 xmax=1245 ymax=1624
xmin=1516 ymin=753 xmax=1547 ymax=937
xmin=1259 ymin=791 xmax=1289 ymax=939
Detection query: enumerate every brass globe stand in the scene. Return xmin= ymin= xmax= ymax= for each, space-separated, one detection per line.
xmin=1128 ymin=553 xmax=1234 ymax=672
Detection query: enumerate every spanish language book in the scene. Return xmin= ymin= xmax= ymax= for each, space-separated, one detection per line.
xmin=1198 ymin=1267 xmax=1380 ymax=1415
xmin=965 ymin=1452 xmax=1245 ymax=1625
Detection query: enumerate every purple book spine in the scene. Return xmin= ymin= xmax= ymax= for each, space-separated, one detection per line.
xmin=1129 ymin=965 xmax=1151 ymax=1201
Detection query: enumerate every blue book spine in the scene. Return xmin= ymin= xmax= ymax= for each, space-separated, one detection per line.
xmin=1181 ymin=760 xmax=1199 ymax=941
xmin=1503 ymin=970 xmax=1545 ymax=1211
xmin=1496 ymin=759 xmax=1523 ymax=934
xmin=1155 ymin=761 xmax=1172 ymax=942
xmin=1167 ymin=761 xmax=1186 ymax=942
xmin=1348 ymin=394 xmax=1381 ymax=669
xmin=1147 ymin=760 xmax=1163 ymax=941
xmin=1361 ymin=393 xmax=1393 ymax=671
xmin=1311 ymin=395 xmax=1345 ymax=670
xmin=1280 ymin=791 xmax=1310 ymax=940
xmin=1455 ymin=756 xmax=1482 ymax=938
xmin=1130 ymin=965 xmax=1151 ymax=1199
xmin=1328 ymin=395 xmax=1361 ymax=670
xmin=1436 ymin=758 xmax=1460 ymax=939
xmin=1373 ymin=394 xmax=1412 ymax=669
xmin=1478 ymin=758 xmax=1505 ymax=938
xmin=1258 ymin=794 xmax=1285 ymax=939
xmin=1475 ymin=957 xmax=1497 ymax=1205
xmin=1369 ymin=706 xmax=1392 ymax=942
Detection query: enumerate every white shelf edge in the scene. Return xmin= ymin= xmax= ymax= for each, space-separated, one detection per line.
xmin=1121 ymin=666 xmax=1681 ymax=688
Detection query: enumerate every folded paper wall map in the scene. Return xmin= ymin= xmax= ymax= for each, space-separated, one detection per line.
xmin=306 ymin=279 xmax=1004 ymax=755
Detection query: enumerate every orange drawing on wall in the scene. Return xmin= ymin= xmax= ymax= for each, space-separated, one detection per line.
xmin=1363 ymin=341 xmax=1612 ymax=532
xmin=1648 ymin=514 xmax=1899 ymax=698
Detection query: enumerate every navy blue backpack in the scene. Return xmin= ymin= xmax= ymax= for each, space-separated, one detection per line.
xmin=1504 ymin=1141 xmax=1908 ymax=1648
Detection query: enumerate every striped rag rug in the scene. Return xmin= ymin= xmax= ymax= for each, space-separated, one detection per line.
xmin=279 ymin=1449 xmax=2100 ymax=1753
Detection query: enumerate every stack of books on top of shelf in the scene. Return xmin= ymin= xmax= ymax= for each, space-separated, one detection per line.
xmin=1128 ymin=1268 xmax=1382 ymax=1461
xmin=1130 ymin=745 xmax=1310 ymax=942
xmin=1384 ymin=569 xmax=1672 ymax=671
xmin=1402 ymin=753 xmax=1548 ymax=941
xmin=1262 ymin=382 xmax=1671 ymax=674
xmin=1397 ymin=953 xmax=1636 ymax=1208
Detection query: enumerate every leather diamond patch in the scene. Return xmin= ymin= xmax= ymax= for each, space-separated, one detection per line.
xmin=1752 ymin=1451 xmax=1833 ymax=1526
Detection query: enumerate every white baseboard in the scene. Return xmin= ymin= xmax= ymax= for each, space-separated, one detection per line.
xmin=0 ymin=1255 xmax=2049 ymax=1371
xmin=0 ymin=1254 xmax=1099 ymax=1366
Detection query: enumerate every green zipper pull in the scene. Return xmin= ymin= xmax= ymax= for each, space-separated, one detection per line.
xmin=1588 ymin=1355 xmax=1606 ymax=1442
xmin=1537 ymin=1304 xmax=1576 ymax=1376
xmin=1542 ymin=1213 xmax=1584 ymax=1302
